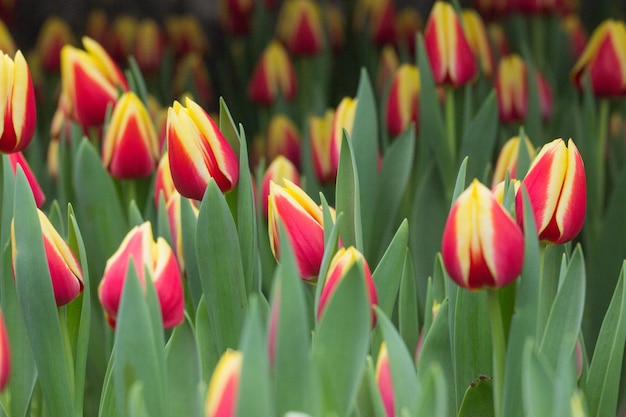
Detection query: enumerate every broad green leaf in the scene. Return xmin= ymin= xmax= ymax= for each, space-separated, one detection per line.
xmin=219 ymin=98 xmax=241 ymax=156
xmin=536 ymin=244 xmax=563 ymax=338
xmin=522 ymin=340 xmax=554 ymax=417
xmin=98 ymin=352 xmax=118 ymax=417
xmin=515 ymin=127 xmax=532 ymax=179
xmin=127 ymin=198 xmax=144 ymax=227
xmin=415 ymin=363 xmax=449 ymax=417
xmin=372 ymin=220 xmax=408 ymax=319
xmin=181 ymin=197 xmax=201 ymax=311
xmin=195 ymin=297 xmax=219 ymax=383
xmin=458 ymin=92 xmax=498 ymax=182
xmin=335 ymin=131 xmax=363 ymax=251
xmin=451 ymin=157 xmax=468 ymax=205
xmin=399 ymin=250 xmax=420 ymax=354
xmin=126 ymin=382 xmax=149 ymax=417
xmin=458 ymin=376 xmax=494 ymax=417
xmin=0 ymin=155 xmax=15 ymax=247
xmin=196 ymin=179 xmax=247 ymax=353
xmin=314 ymin=210 xmax=343 ymax=312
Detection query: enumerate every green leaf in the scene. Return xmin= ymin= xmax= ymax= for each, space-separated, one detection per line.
xmin=219 ymin=98 xmax=241 ymax=156
xmin=335 ymin=130 xmax=363 ymax=251
xmin=314 ymin=210 xmax=343 ymax=312
xmin=451 ymin=157 xmax=468 ymax=205
xmin=13 ymin=167 xmax=73 ymax=417
xmin=196 ymin=179 xmax=248 ymax=353
xmin=195 ymin=297 xmax=219 ymax=383
xmin=458 ymin=91 xmax=498 ymax=181
xmin=458 ymin=376 xmax=494 ymax=417
xmin=127 ymin=199 xmax=144 ymax=228
xmin=372 ymin=220 xmax=408 ymax=319
xmin=399 ymin=250 xmax=420 ymax=354
xmin=415 ymin=363 xmax=449 ymax=417
xmin=181 ymin=197 xmax=201 ymax=311
xmin=521 ymin=52 xmax=542 ymax=146
xmin=312 ymin=262 xmax=371 ymax=417
xmin=584 ymin=262 xmax=626 ymax=417
xmin=515 ymin=127 xmax=532 ymax=179
xmin=98 ymin=352 xmax=118 ymax=417
xmin=357 ymin=357 xmax=388 ymax=417
xmin=522 ymin=340 xmax=554 ymax=417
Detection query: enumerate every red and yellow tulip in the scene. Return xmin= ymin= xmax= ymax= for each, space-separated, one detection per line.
xmin=261 ymin=155 xmax=300 ymax=218
xmin=276 ymin=0 xmax=324 ymax=55
xmin=309 ymin=109 xmax=335 ymax=185
xmin=461 ymin=9 xmax=494 ymax=78
xmin=8 ymin=151 xmax=45 ymax=208
xmin=35 ymin=16 xmax=75 ymax=73
xmin=491 ymin=135 xmax=536 ymax=187
xmin=0 ymin=310 xmax=9 ymax=392
xmin=385 ymin=64 xmax=420 ymax=137
xmin=330 ymin=97 xmax=358 ymax=176
xmin=376 ymin=343 xmax=394 ymax=417
xmin=248 ymin=41 xmax=298 ymax=105
xmin=266 ymin=114 xmax=301 ymax=169
xmin=205 ymin=349 xmax=242 ymax=417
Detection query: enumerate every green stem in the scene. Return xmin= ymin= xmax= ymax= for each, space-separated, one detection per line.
xmin=445 ymin=87 xmax=456 ymax=162
xmin=487 ymin=288 xmax=505 ymax=417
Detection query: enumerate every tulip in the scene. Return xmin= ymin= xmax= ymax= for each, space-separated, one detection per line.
xmin=309 ymin=110 xmax=335 ymax=185
xmin=268 ymin=179 xmax=325 ymax=279
xmin=98 ymin=222 xmax=184 ymax=328
xmin=218 ymin=0 xmax=254 ymax=36
xmin=330 ymin=97 xmax=358 ymax=177
xmin=442 ymin=179 xmax=524 ymax=289
xmin=12 ymin=209 xmax=84 ymax=306
xmin=353 ymin=0 xmax=396 ymax=46
xmin=0 ymin=50 xmax=37 ymax=153
xmin=102 ymin=92 xmax=159 ymax=179
xmin=516 ymin=138 xmax=586 ymax=244
xmin=134 ymin=19 xmax=164 ymax=74
xmin=491 ymin=135 xmax=536 ymax=187
xmin=248 ymin=41 xmax=298 ymax=106
xmin=376 ymin=45 xmax=399 ymax=94
xmin=60 ymin=37 xmax=128 ymax=127
xmin=325 ymin=5 xmax=345 ymax=52
xmin=461 ymin=9 xmax=495 ymax=78
xmin=261 ymin=155 xmax=300 ymax=218
xmin=154 ymin=151 xmax=177 ymax=207
xmin=166 ymin=96 xmax=239 ymax=200
xmin=165 ymin=15 xmax=209 ymax=57
xmin=495 ymin=54 xmax=527 ymax=124
xmin=487 ymin=23 xmax=510 ymax=60
xmin=85 ymin=9 xmax=109 ymax=46
xmin=35 ymin=16 xmax=75 ymax=73
xmin=8 ymin=152 xmax=45 ymax=208
xmin=562 ymin=14 xmax=588 ymax=60
xmin=205 ymin=349 xmax=243 ymax=417
xmin=107 ymin=15 xmax=137 ymax=65
xmin=276 ymin=0 xmax=324 ymax=56
xmin=535 ymin=69 xmax=553 ymax=121
xmin=424 ymin=1 xmax=477 ymax=87
xmin=266 ymin=114 xmax=301 ymax=169
xmin=571 ymin=19 xmax=626 ymax=97
xmin=173 ymin=52 xmax=213 ymax=108
xmin=376 ymin=343 xmax=394 ymax=417
xmin=0 ymin=310 xmax=9 ymax=392
xmin=317 ymin=246 xmax=378 ymax=326
xmin=385 ymin=64 xmax=420 ymax=137
xmin=0 ymin=19 xmax=15 ymax=56
xmin=394 ymin=7 xmax=422 ymax=55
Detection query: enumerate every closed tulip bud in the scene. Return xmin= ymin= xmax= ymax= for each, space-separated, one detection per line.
xmin=35 ymin=16 xmax=75 ymax=73
xmin=268 ymin=179 xmax=325 ymax=279
xmin=98 ymin=222 xmax=184 ymax=328
xmin=0 ymin=310 xmax=9 ymax=392
xmin=266 ymin=114 xmax=301 ymax=169
xmin=102 ymin=92 xmax=159 ymax=179
xmin=8 ymin=152 xmax=45 ymax=208
xmin=495 ymin=54 xmax=527 ymax=124
xmin=166 ymin=97 xmax=239 ymax=200
xmin=461 ymin=9 xmax=495 ymax=78
xmin=60 ymin=37 xmax=128 ymax=127
xmin=442 ymin=179 xmax=524 ymax=290
xmin=377 ymin=45 xmax=400 ymax=94
xmin=12 ymin=209 xmax=84 ymax=306
xmin=85 ymin=9 xmax=109 ymax=46
xmin=487 ymin=23 xmax=510 ymax=60
xmin=166 ymin=192 xmax=198 ymax=272
xmin=0 ymin=51 xmax=37 ymax=153
xmin=261 ymin=156 xmax=300 ymax=218
xmin=562 ymin=14 xmax=588 ymax=61
xmin=326 ymin=5 xmax=345 ymax=52
xmin=134 ymin=19 xmax=164 ymax=74
xmin=424 ymin=1 xmax=477 ymax=87
xmin=516 ymin=138 xmax=586 ymax=244
xmin=165 ymin=15 xmax=209 ymax=57
xmin=317 ymin=246 xmax=378 ymax=326
xmin=0 ymin=19 xmax=15 ymax=56
xmin=536 ymin=70 xmax=553 ymax=121
xmin=376 ymin=343 xmax=394 ymax=417
xmin=248 ymin=41 xmax=298 ymax=105
xmin=394 ymin=7 xmax=422 ymax=55
xmin=277 ymin=0 xmax=324 ymax=56
xmin=330 ymin=97 xmax=358 ymax=176
xmin=107 ymin=15 xmax=137 ymax=65
xmin=353 ymin=0 xmax=396 ymax=46
xmin=154 ymin=151 xmax=177 ymax=207
xmin=571 ymin=19 xmax=626 ymax=97
xmin=205 ymin=349 xmax=243 ymax=417
xmin=386 ymin=64 xmax=420 ymax=137
xmin=309 ymin=110 xmax=335 ymax=184
xmin=492 ymin=135 xmax=536 ymax=187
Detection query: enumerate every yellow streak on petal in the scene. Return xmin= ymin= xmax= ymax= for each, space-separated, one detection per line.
xmin=37 ymin=209 xmax=83 ymax=283
xmin=282 ymin=178 xmax=323 ymax=225
xmin=0 ymin=53 xmax=11 ymax=139
xmin=205 ymin=350 xmax=243 ymax=417
xmin=12 ymin=51 xmax=29 ymax=143
xmin=533 ymin=139 xmax=568 ymax=231
xmin=169 ymin=102 xmax=211 ymax=181
xmin=554 ymin=139 xmax=581 ymax=232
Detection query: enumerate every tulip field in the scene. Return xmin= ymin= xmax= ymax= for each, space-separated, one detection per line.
xmin=0 ymin=0 xmax=625 ymax=416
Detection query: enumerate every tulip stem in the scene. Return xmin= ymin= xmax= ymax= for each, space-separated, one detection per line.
xmin=445 ymin=87 xmax=456 ymax=161
xmin=487 ymin=288 xmax=505 ymax=417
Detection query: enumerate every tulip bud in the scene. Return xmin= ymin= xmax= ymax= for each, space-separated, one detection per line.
xmin=377 ymin=45 xmax=400 ymax=95
xmin=353 ymin=0 xmax=396 ymax=46
xmin=442 ymin=179 xmax=524 ymax=290
xmin=424 ymin=1 xmax=477 ymax=87
xmin=166 ymin=97 xmax=239 ymax=200
xmin=98 ymin=222 xmax=184 ymax=328
xmin=165 ymin=15 xmax=209 ymax=57
xmin=261 ymin=156 xmax=300 ymax=218
xmin=376 ymin=343 xmax=394 ymax=417
xmin=562 ymin=14 xmax=588 ymax=60
xmin=495 ymin=54 xmax=527 ymax=124
xmin=325 ymin=5 xmax=345 ymax=52
xmin=8 ymin=152 xmax=45 ymax=208
xmin=154 ymin=151 xmax=177 ymax=207
xmin=309 ymin=110 xmax=335 ymax=185
xmin=394 ymin=7 xmax=422 ymax=55
xmin=487 ymin=22 xmax=510 ymax=60
xmin=536 ymin=70 xmax=553 ymax=121
xmin=266 ymin=114 xmax=301 ymax=169
xmin=276 ymin=0 xmax=324 ymax=56
xmin=330 ymin=97 xmax=358 ymax=176
xmin=268 ymin=179 xmax=325 ymax=279
xmin=571 ymin=19 xmax=626 ymax=97
xmin=492 ymin=135 xmax=536 ymax=187
xmin=12 ymin=209 xmax=84 ymax=306
xmin=205 ymin=349 xmax=243 ymax=417
xmin=102 ymin=92 xmax=159 ymax=179
xmin=60 ymin=37 xmax=128 ymax=127
xmin=173 ymin=52 xmax=213 ymax=108
xmin=0 ymin=310 xmax=9 ymax=392
xmin=248 ymin=41 xmax=298 ymax=106
xmin=385 ymin=64 xmax=420 ymax=137
xmin=134 ymin=19 xmax=164 ymax=75
xmin=107 ymin=15 xmax=137 ymax=65
xmin=516 ymin=138 xmax=586 ymax=244
xmin=85 ymin=9 xmax=109 ymax=46
xmin=35 ymin=16 xmax=75 ymax=73
xmin=317 ymin=246 xmax=378 ymax=326
xmin=461 ymin=9 xmax=495 ymax=78
xmin=0 ymin=50 xmax=37 ymax=153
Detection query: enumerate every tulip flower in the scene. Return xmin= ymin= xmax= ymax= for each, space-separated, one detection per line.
xmin=385 ymin=64 xmax=420 ymax=137
xmin=491 ymin=135 xmax=536 ymax=187
xmin=442 ymin=179 xmax=524 ymax=290
xmin=424 ymin=1 xmax=477 ymax=87
xmin=8 ymin=152 xmax=45 ymax=208
xmin=85 ymin=9 xmax=109 ymax=46
xmin=377 ymin=45 xmax=400 ymax=94
xmin=134 ymin=19 xmax=164 ymax=74
xmin=261 ymin=156 xmax=301 ymax=218
xmin=0 ymin=310 xmax=9 ymax=392
xmin=513 ymin=0 xmax=561 ymax=14
xmin=266 ymin=114 xmax=301 ymax=169
xmin=173 ymin=52 xmax=213 ymax=108
xmin=562 ymin=14 xmax=588 ymax=60
xmin=166 ymin=96 xmax=239 ymax=200
xmin=495 ymin=54 xmax=527 ymax=124
xmin=516 ymin=138 xmax=586 ymax=244
xmin=165 ymin=15 xmax=209 ymax=57
xmin=248 ymin=41 xmax=298 ymax=106
xmin=12 ymin=209 xmax=84 ymax=306
xmin=268 ymin=179 xmax=325 ymax=279
xmin=276 ymin=0 xmax=324 ymax=56
xmin=154 ymin=151 xmax=177 ymax=207
xmin=571 ymin=19 xmax=626 ymax=97
xmin=487 ymin=23 xmax=510 ymax=60
xmin=394 ymin=7 xmax=422 ymax=55
xmin=461 ymin=9 xmax=495 ymax=78
xmin=60 ymin=36 xmax=128 ymax=127
xmin=376 ymin=343 xmax=394 ymax=417
xmin=35 ymin=16 xmax=75 ymax=73
xmin=325 ymin=5 xmax=345 ymax=52
xmin=317 ymin=246 xmax=378 ymax=326
xmin=218 ymin=0 xmax=254 ymax=36
xmin=107 ymin=15 xmax=137 ymax=65
xmin=330 ymin=97 xmax=358 ymax=177
xmin=205 ymin=349 xmax=243 ymax=417
xmin=98 ymin=222 xmax=184 ymax=328
xmin=102 ymin=92 xmax=159 ymax=179
xmin=309 ymin=110 xmax=335 ymax=185
xmin=0 ymin=50 xmax=37 ymax=154
xmin=353 ymin=0 xmax=396 ymax=46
